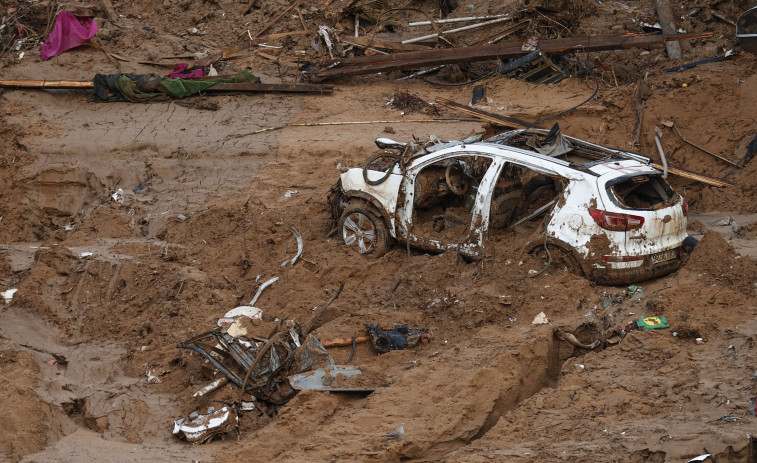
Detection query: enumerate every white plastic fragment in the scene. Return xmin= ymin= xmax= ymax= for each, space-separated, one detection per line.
xmin=79 ymin=252 xmax=93 ymax=258
xmin=193 ymin=377 xmax=229 ymax=398
xmin=173 ymin=406 xmax=237 ymax=443
xmin=711 ymin=216 xmax=732 ymax=226
xmin=2 ymin=288 xmax=18 ymax=304
xmin=284 ymin=189 xmax=299 ymax=198
xmin=686 ymin=455 xmax=711 ymax=463
xmin=222 ymin=306 xmax=263 ymax=322
xmin=146 ymin=369 xmax=163 ymax=384
xmin=289 ymin=226 xmax=303 ymax=265
xmin=532 ymin=312 xmax=549 ymax=325
xmin=111 ymin=188 xmax=124 ymax=203
xmin=250 ymin=277 xmax=279 ymax=306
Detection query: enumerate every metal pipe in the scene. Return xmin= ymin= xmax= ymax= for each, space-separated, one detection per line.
xmin=654 ymin=126 xmax=668 ymax=179
xmin=408 ymin=14 xmax=509 ymax=27
xmin=402 ymin=16 xmax=512 ymax=44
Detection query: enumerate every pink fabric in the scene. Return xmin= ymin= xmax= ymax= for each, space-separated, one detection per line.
xmin=40 ymin=12 xmax=98 ymax=61
xmin=165 ymin=63 xmax=205 ymax=79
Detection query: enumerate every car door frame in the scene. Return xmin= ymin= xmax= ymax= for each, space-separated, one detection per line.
xmin=395 ymin=150 xmax=505 ymax=256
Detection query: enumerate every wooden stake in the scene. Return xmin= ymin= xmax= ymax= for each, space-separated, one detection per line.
xmin=654 ymin=0 xmax=682 ymax=59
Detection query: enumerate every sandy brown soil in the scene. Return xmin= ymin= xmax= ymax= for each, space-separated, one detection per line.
xmin=2 ymin=0 xmax=757 ymax=461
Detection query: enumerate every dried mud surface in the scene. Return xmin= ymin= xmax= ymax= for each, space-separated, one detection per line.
xmin=1 ymin=0 xmax=757 ymax=462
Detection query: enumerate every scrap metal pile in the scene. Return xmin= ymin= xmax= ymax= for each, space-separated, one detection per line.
xmin=178 ymin=321 xmax=334 ymax=405
xmin=172 ymin=276 xmax=431 ymax=444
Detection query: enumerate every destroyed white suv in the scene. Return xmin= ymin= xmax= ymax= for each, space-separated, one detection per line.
xmin=327 ymin=127 xmax=693 ymax=284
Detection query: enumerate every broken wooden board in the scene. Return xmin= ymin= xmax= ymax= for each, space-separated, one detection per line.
xmin=435 ymin=98 xmax=541 ymax=129
xmin=192 ymin=29 xmax=316 ymax=69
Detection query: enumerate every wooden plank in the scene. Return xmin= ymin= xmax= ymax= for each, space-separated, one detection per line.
xmin=437 ymin=97 xmax=730 ymax=187
xmin=654 ymin=0 xmax=682 ymax=58
xmin=0 ymin=80 xmax=94 ymax=89
xmin=311 ymin=32 xmax=713 ymax=79
xmin=651 ymin=163 xmax=731 ymax=187
xmin=435 ymin=98 xmax=540 ymax=129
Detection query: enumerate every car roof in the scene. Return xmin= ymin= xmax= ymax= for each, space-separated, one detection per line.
xmin=410 ymin=141 xmax=656 ymax=182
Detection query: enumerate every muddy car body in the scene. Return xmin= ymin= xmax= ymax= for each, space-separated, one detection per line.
xmin=328 ymin=128 xmax=691 ymax=284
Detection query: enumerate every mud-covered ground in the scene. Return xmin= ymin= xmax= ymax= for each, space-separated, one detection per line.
xmin=2 ymin=0 xmax=757 ymax=461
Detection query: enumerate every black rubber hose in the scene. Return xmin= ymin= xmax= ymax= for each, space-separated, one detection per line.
xmin=363 ymin=153 xmax=399 ymax=186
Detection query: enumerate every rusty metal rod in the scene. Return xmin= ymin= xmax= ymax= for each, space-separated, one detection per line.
xmin=312 ymin=32 xmax=713 ymax=79
xmin=672 ymin=124 xmax=740 ymax=168
xmin=205 ymin=82 xmax=333 ymax=94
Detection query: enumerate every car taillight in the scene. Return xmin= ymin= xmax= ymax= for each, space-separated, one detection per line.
xmin=589 ymin=209 xmax=645 ymax=231
xmin=682 ymin=199 xmax=688 ymax=217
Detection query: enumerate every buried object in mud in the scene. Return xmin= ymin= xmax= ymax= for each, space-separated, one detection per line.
xmin=288 ymin=365 xmax=375 ymax=392
xmin=173 ymin=405 xmax=238 ymax=444
xmin=178 ymin=327 xmax=333 ymax=404
xmin=637 ymin=316 xmax=670 ymax=330
xmin=367 ymin=323 xmax=427 ymax=353
xmin=736 ymin=6 xmax=757 ymax=55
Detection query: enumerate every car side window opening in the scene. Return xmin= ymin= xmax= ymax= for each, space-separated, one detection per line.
xmin=608 ymin=174 xmax=675 ymax=210
xmin=489 ymin=162 xmax=564 ymax=230
xmin=411 ymin=155 xmax=492 ymax=243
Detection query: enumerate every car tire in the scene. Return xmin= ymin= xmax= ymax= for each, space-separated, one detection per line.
xmin=338 ymin=201 xmax=392 ymax=257
xmin=532 ymin=244 xmax=584 ymax=277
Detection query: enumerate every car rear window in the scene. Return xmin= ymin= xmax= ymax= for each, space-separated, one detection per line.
xmin=606 ymin=174 xmax=677 ymax=210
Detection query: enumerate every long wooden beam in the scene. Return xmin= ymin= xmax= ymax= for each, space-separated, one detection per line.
xmin=435 ymin=98 xmax=540 ymax=129
xmin=309 ymin=32 xmax=713 ymax=79
xmin=0 ymin=80 xmax=333 ymax=95
xmin=0 ymin=80 xmax=95 ymax=89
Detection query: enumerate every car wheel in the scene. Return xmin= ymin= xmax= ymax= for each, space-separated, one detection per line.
xmin=339 ymin=202 xmax=392 ymax=257
xmin=532 ymin=244 xmax=584 ymax=276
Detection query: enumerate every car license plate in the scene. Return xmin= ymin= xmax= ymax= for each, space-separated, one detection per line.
xmin=650 ymin=249 xmax=676 ymax=264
